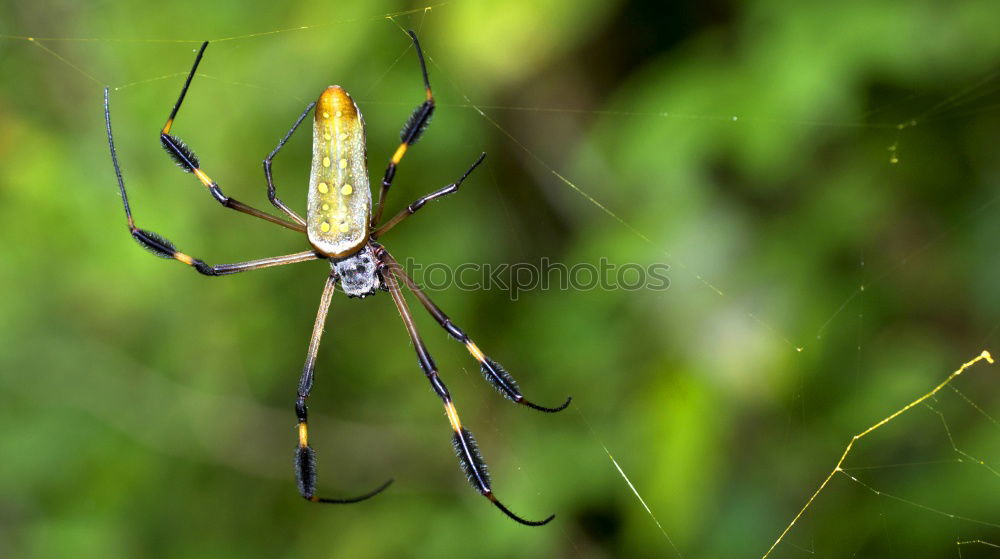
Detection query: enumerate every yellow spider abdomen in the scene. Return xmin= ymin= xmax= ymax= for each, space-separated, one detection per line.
xmin=306 ymin=86 xmax=371 ymax=258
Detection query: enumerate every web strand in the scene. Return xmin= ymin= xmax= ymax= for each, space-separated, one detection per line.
xmin=0 ymin=4 xmax=450 ymax=44
xmin=761 ymin=351 xmax=996 ymax=558
xmin=576 ymin=408 xmax=684 ymax=558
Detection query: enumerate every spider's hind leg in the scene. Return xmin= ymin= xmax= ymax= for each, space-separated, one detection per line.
xmin=372 ymin=29 xmax=436 ymax=228
xmin=263 ymin=102 xmax=315 ymax=226
xmin=372 ymin=153 xmax=486 ymax=239
xmin=105 ymin=89 xmax=319 ymax=277
xmin=158 ymin=41 xmax=305 ymax=233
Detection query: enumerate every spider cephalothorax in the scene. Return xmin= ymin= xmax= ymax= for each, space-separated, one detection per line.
xmin=332 ymin=244 xmax=383 ymax=298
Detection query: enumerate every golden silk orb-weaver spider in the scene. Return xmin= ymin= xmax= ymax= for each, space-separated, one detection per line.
xmin=103 ymin=30 xmax=571 ymax=526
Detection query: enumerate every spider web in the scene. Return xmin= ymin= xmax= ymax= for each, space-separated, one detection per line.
xmin=2 ymin=2 xmax=999 ymax=557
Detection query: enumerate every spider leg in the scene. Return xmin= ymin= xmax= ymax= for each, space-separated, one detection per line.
xmin=382 ymin=265 xmax=554 ymax=526
xmin=295 ymin=272 xmax=394 ymax=504
xmin=381 ymin=250 xmax=571 ymax=413
xmin=105 ymin=89 xmax=319 ymax=276
xmin=263 ymin=102 xmax=315 ymax=226
xmin=372 ymin=153 xmax=486 ymax=239
xmin=371 ymin=30 xmax=436 ymax=228
xmin=159 ymin=42 xmax=306 ymax=233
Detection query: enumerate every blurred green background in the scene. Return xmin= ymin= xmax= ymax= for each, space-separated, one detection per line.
xmin=2 ymin=0 xmax=999 ymax=557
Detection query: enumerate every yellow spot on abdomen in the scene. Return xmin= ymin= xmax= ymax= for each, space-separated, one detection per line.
xmin=338 ymin=223 xmax=349 ymax=233
xmin=324 ymin=132 xmax=331 ymax=140
xmin=317 ymin=182 xmax=329 ymax=193
xmin=341 ymin=183 xmax=353 ymax=195
xmin=320 ymin=221 xmax=331 ymax=232
xmin=339 ymin=158 xmax=347 ymax=169
xmin=323 ymin=157 xmax=331 ymax=168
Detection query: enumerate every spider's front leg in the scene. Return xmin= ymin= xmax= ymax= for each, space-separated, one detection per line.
xmin=294 ymin=272 xmax=393 ymax=504
xmin=381 ymin=251 xmax=571 ymax=412
xmin=381 ymin=262 xmax=554 ymax=526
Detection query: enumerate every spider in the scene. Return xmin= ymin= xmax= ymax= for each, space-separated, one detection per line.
xmin=103 ymin=30 xmax=571 ymax=526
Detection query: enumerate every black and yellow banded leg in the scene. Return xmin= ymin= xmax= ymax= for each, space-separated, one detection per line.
xmin=295 ymin=273 xmax=393 ymax=504
xmin=371 ymin=30 xmax=436 ymax=228
xmin=263 ymin=102 xmax=316 ymax=226
xmin=105 ymin=89 xmax=320 ymax=276
xmin=383 ymin=252 xmax=571 ymax=413
xmin=134 ymin=228 xmax=318 ymax=275
xmin=372 ymin=153 xmax=486 ymax=239
xmin=159 ymin=41 xmax=305 ymax=234
xmin=383 ymin=267 xmax=554 ymax=526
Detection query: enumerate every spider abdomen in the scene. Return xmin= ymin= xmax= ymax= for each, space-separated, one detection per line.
xmin=307 ymin=86 xmax=371 ymax=258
